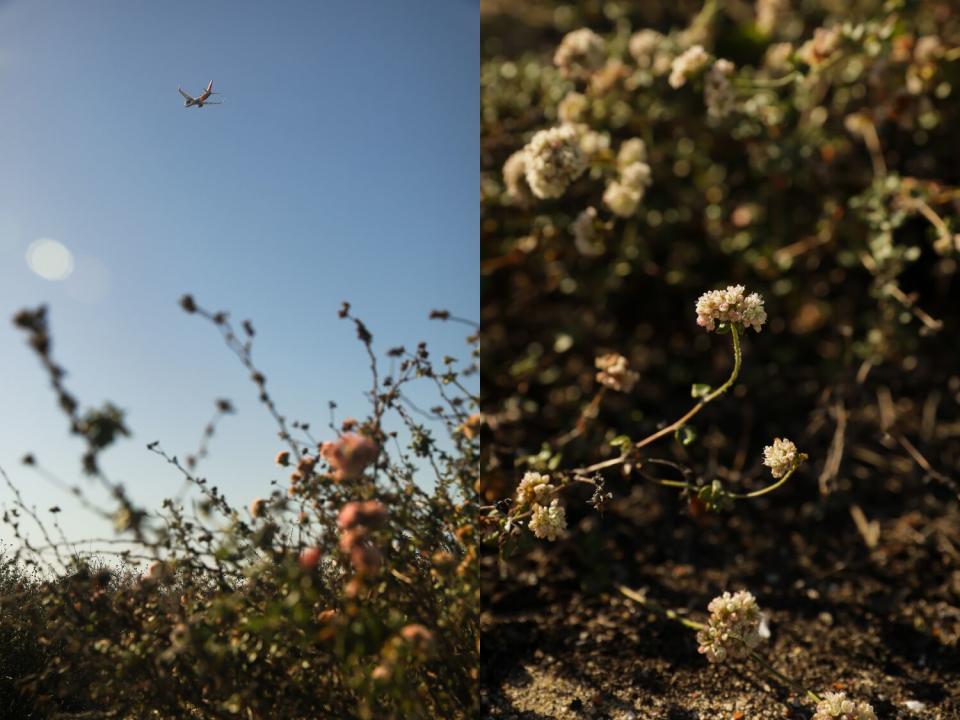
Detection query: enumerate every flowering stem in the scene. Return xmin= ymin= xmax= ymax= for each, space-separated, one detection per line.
xmin=733 ymin=72 xmax=801 ymax=89
xmin=617 ymin=585 xmax=705 ymax=631
xmin=573 ymin=327 xmax=742 ymax=477
xmin=749 ymin=650 xmax=822 ymax=704
xmin=727 ymin=461 xmax=802 ymax=500
xmin=634 ymin=324 xmax=741 ymax=451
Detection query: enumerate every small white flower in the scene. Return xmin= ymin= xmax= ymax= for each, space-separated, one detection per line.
xmin=595 ymin=353 xmax=639 ymax=393
xmin=523 ymin=125 xmax=588 ymax=199
xmin=603 ymin=180 xmax=643 ymax=217
xmin=628 ymin=29 xmax=664 ymax=69
xmin=554 ymin=28 xmax=606 ymax=81
xmin=763 ymin=437 xmax=800 ymax=479
xmin=755 ymin=0 xmax=788 ymax=36
xmin=574 ymin=125 xmax=611 ymax=157
xmin=813 ymin=692 xmax=877 ymax=720
xmin=704 ymin=59 xmax=735 ymax=119
xmin=620 ymin=161 xmax=652 ymax=191
xmin=571 ymin=207 xmax=603 ymax=256
xmin=695 ymin=285 xmax=767 ymax=333
xmin=502 ymin=150 xmax=533 ymax=205
xmin=669 ymin=45 xmax=710 ymax=89
xmin=617 ymin=138 xmax=648 ymax=167
xmin=798 ymin=26 xmax=841 ymax=67
xmin=517 ymin=471 xmax=553 ymax=506
xmin=696 ymin=590 xmax=764 ymax=663
xmin=528 ymin=499 xmax=567 ymax=541
xmin=558 ymin=92 xmax=589 ymax=124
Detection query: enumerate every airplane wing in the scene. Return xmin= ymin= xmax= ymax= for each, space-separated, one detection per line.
xmin=178 ymin=87 xmax=194 ymax=101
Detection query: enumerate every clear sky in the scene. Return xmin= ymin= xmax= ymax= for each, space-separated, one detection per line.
xmin=0 ymin=1 xmax=477 ymax=555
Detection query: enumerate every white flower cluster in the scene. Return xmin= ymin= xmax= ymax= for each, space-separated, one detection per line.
xmin=595 ymin=353 xmax=639 ymax=393
xmin=516 ymin=472 xmax=567 ymax=541
xmin=528 ymin=499 xmax=567 ymax=541
xmin=696 ymin=591 xmax=764 ymax=663
xmin=704 ymin=59 xmax=735 ymax=119
xmin=813 ymin=692 xmax=877 ymax=720
xmin=554 ymin=28 xmax=606 ymax=82
xmin=763 ymin=437 xmax=800 ymax=479
xmin=522 ymin=125 xmax=588 ymax=199
xmin=516 ymin=471 xmax=553 ymax=506
xmin=669 ymin=44 xmax=710 ymax=89
xmin=603 ymin=138 xmax=653 ymax=217
xmin=695 ymin=285 xmax=767 ymax=333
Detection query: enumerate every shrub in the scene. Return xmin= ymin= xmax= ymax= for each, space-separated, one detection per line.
xmin=1 ymin=298 xmax=479 ymax=719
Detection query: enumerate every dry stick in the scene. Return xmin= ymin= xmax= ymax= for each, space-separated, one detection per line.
xmin=818 ymin=400 xmax=847 ymax=496
xmin=617 ymin=586 xmax=822 ymax=704
xmin=575 ymin=326 xmax=742 ymax=476
xmin=556 ymin=388 xmax=606 ymax=446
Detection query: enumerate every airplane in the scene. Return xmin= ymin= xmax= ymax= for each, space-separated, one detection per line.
xmin=178 ymin=81 xmax=222 ymax=108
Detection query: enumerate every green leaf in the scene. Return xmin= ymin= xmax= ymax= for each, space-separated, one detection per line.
xmin=609 ymin=435 xmax=632 ymax=448
xmin=675 ymin=426 xmax=697 ymax=446
xmin=690 ymin=383 xmax=711 ymax=399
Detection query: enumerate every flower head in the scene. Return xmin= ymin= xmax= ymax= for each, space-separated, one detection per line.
xmin=298 ymin=546 xmax=321 ymax=572
xmin=617 ymin=138 xmax=648 ymax=167
xmin=813 ymin=692 xmax=877 ymax=720
xmin=756 ymin=0 xmax=789 ymax=36
xmin=337 ymin=500 xmax=388 ymax=531
xmin=595 ymin=353 xmax=639 ymax=393
xmin=669 ymin=45 xmax=710 ymax=88
xmin=696 ymin=590 xmax=763 ymax=663
xmin=249 ymin=497 xmax=267 ymax=519
xmin=628 ymin=29 xmax=664 ymax=69
xmin=528 ymin=499 xmax=567 ymax=541
xmin=503 ymin=150 xmax=534 ymax=205
xmin=798 ymin=26 xmax=841 ymax=67
xmin=516 ymin=471 xmax=553 ymax=507
xmin=603 ymin=180 xmax=643 ymax=217
xmin=695 ymin=285 xmax=767 ymax=333
xmin=704 ymin=59 xmax=735 ymax=119
xmin=571 ymin=207 xmax=602 ymax=256
xmin=320 ymin=433 xmax=379 ymax=482
xmin=399 ymin=624 xmax=436 ymax=657
xmin=523 ymin=125 xmax=588 ymax=199
xmin=557 ymin=92 xmax=588 ymax=124
xmin=553 ymin=28 xmax=606 ymax=81
xmin=763 ymin=438 xmax=801 ymax=479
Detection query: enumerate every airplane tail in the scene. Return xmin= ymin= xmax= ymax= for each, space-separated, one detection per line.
xmin=206 ymin=81 xmax=214 ymax=93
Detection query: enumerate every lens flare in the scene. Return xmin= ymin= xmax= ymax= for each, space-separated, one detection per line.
xmin=26 ymin=238 xmax=74 ymax=281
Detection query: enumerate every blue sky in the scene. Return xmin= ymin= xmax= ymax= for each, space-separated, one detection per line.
xmin=0 ymin=1 xmax=477 ymax=556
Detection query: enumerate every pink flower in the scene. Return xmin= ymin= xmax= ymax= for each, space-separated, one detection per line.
xmin=337 ymin=500 xmax=388 ymax=531
xmin=298 ymin=546 xmax=321 ymax=572
xmin=320 ymin=433 xmax=379 ymax=482
xmin=399 ymin=624 xmax=435 ymax=657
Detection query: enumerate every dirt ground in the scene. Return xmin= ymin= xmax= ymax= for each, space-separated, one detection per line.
xmin=481 ymin=479 xmax=960 ymax=719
